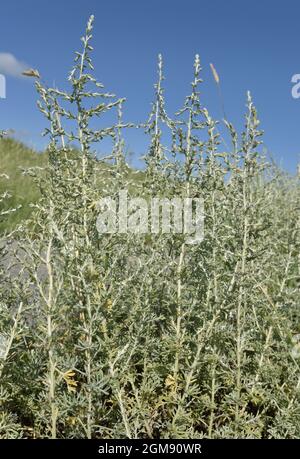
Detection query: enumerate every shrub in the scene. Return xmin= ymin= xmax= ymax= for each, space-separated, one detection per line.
xmin=0 ymin=16 xmax=299 ymax=439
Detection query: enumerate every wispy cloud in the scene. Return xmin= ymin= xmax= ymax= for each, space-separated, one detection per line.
xmin=0 ymin=52 xmax=28 ymax=77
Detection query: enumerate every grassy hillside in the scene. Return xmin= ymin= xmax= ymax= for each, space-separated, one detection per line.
xmin=0 ymin=138 xmax=145 ymax=234
xmin=0 ymin=138 xmax=46 ymax=233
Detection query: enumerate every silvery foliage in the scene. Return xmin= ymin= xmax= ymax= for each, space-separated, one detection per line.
xmin=0 ymin=16 xmax=299 ymax=439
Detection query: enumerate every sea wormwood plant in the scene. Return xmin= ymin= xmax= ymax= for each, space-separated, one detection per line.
xmin=0 ymin=16 xmax=299 ymax=438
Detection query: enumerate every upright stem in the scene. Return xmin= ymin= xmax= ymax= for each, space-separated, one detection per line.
xmin=46 ymin=235 xmax=57 ymax=439
xmin=173 ymin=109 xmax=192 ymax=389
xmin=208 ymin=362 xmax=216 ymax=438
xmin=0 ymin=301 xmax=23 ymax=379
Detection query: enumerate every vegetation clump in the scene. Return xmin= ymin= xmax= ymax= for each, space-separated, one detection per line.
xmin=0 ymin=16 xmax=299 ymax=438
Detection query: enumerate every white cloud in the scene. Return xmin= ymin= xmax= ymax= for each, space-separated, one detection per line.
xmin=0 ymin=52 xmax=28 ymax=77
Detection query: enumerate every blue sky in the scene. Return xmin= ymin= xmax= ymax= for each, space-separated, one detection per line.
xmin=0 ymin=0 xmax=300 ymax=173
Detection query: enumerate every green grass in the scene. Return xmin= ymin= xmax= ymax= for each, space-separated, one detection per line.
xmin=0 ymin=138 xmax=46 ymax=233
